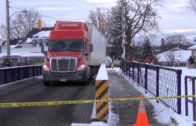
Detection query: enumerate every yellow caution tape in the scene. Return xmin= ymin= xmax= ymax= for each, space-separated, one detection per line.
xmin=0 ymin=95 xmax=195 ymax=108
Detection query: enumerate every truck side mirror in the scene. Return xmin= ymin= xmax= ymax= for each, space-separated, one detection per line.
xmin=90 ymin=44 xmax=93 ymax=52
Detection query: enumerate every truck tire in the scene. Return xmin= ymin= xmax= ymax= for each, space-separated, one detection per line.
xmin=90 ymin=66 xmax=99 ymax=77
xmin=43 ymin=80 xmax=50 ymax=86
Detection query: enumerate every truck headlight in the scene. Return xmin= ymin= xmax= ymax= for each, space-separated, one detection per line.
xmin=77 ymin=64 xmax=86 ymax=71
xmin=43 ymin=64 xmax=50 ymax=71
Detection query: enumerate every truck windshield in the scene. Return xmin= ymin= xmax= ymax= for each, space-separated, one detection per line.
xmin=48 ymin=40 xmax=83 ymax=52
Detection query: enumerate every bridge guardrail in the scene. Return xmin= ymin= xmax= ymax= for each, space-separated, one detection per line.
xmin=185 ymin=76 xmax=196 ymax=121
xmin=0 ymin=65 xmax=42 ymax=85
xmin=121 ymin=61 xmax=182 ymax=114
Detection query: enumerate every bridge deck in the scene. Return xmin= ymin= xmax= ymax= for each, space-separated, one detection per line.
xmin=109 ymin=72 xmax=166 ymax=126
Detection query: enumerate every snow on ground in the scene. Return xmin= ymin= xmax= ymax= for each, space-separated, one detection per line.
xmin=0 ymin=45 xmax=45 ymax=57
xmin=107 ymin=67 xmax=196 ymax=126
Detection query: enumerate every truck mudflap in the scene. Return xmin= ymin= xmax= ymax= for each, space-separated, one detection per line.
xmin=43 ymin=70 xmax=87 ymax=82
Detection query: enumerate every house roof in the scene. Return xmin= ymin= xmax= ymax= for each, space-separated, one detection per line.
xmin=188 ymin=45 xmax=196 ymax=50
xmin=32 ymin=30 xmax=51 ymax=38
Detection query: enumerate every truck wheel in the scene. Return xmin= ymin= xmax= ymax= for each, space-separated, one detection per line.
xmin=43 ymin=81 xmax=50 ymax=86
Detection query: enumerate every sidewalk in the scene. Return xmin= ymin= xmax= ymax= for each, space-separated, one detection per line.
xmin=108 ymin=72 xmax=166 ymax=126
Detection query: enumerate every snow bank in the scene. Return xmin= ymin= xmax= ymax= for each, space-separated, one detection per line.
xmin=33 ymin=31 xmax=51 ymax=38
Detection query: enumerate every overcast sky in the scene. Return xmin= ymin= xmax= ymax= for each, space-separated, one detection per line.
xmin=0 ymin=0 xmax=196 ymax=34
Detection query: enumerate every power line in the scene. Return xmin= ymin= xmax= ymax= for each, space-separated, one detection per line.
xmin=0 ymin=2 xmax=62 ymax=21
xmin=1 ymin=2 xmax=196 ymax=30
xmin=9 ymin=4 xmax=61 ymax=20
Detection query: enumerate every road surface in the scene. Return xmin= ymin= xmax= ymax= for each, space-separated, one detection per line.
xmin=0 ymin=78 xmax=95 ymax=126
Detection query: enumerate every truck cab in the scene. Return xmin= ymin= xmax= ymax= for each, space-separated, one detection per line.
xmin=42 ymin=21 xmax=91 ymax=85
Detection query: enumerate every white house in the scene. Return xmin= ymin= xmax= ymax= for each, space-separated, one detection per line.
xmin=157 ymin=47 xmax=191 ymax=66
xmin=188 ymin=45 xmax=196 ymax=67
xmin=188 ymin=45 xmax=196 ymax=59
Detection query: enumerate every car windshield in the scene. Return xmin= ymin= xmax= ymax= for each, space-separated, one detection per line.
xmin=48 ymin=39 xmax=83 ymax=52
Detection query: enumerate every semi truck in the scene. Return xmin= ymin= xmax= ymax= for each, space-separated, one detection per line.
xmin=42 ymin=21 xmax=107 ymax=85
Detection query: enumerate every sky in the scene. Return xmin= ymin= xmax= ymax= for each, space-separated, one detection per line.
xmin=0 ymin=0 xmax=196 ymax=35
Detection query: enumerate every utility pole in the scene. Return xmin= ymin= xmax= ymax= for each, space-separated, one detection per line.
xmin=6 ymin=0 xmax=10 ymax=57
xmin=121 ymin=4 xmax=126 ymax=60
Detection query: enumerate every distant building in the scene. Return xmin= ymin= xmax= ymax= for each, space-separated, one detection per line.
xmin=157 ymin=47 xmax=191 ymax=66
xmin=30 ymin=30 xmax=50 ymax=45
xmin=187 ymin=45 xmax=196 ymax=68
xmin=16 ymin=27 xmax=53 ymax=47
xmin=188 ymin=45 xmax=196 ymax=59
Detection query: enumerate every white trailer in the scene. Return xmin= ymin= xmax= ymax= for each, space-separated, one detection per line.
xmin=87 ymin=23 xmax=107 ymax=66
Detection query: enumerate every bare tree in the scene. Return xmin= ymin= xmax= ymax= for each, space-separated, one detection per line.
xmin=0 ymin=9 xmax=41 ymax=41
xmin=89 ymin=8 xmax=107 ymax=33
xmin=127 ymin=0 xmax=159 ymax=39
xmin=0 ymin=24 xmax=6 ymax=39
xmin=189 ymin=0 xmax=196 ymax=12
xmin=107 ymin=0 xmax=160 ymax=58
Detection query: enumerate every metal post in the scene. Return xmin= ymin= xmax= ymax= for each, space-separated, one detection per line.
xmin=185 ymin=76 xmax=188 ymax=116
xmin=145 ymin=64 xmax=148 ymax=93
xmin=156 ymin=67 xmax=159 ymax=103
xmin=177 ymin=70 xmax=182 ymax=114
xmin=137 ymin=63 xmax=140 ymax=84
xmin=132 ymin=63 xmax=135 ymax=80
xmin=192 ymin=78 xmax=196 ymax=120
xmin=6 ymin=0 xmax=10 ymax=57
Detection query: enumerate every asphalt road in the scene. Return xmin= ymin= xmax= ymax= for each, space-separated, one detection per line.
xmin=0 ymin=78 xmax=95 ymax=126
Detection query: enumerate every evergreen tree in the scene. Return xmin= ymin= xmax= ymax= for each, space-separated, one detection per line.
xmin=143 ymin=38 xmax=152 ymax=59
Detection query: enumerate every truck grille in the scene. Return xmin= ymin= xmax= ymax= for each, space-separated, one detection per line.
xmin=50 ymin=57 xmax=77 ymax=72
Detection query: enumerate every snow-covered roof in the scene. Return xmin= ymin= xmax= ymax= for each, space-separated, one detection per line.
xmin=157 ymin=50 xmax=191 ymax=62
xmin=32 ymin=31 xmax=51 ymax=38
xmin=188 ymin=45 xmax=196 ymax=50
